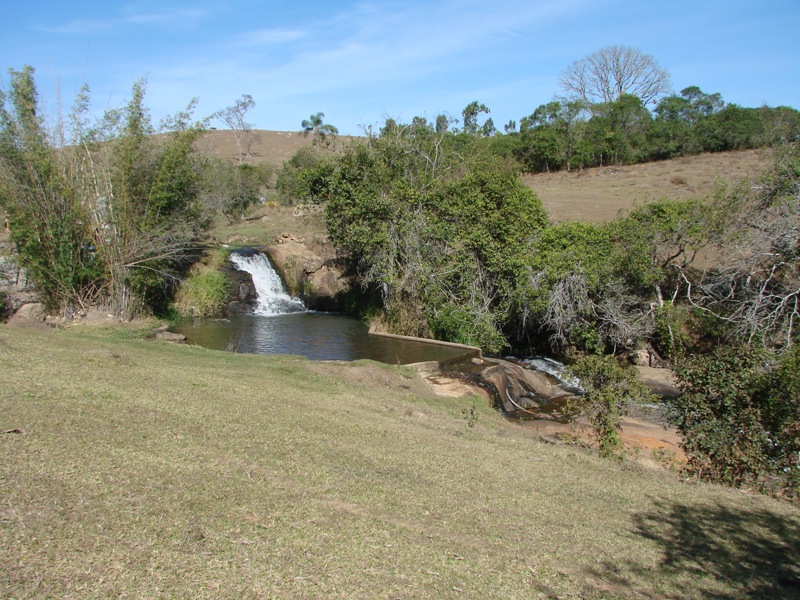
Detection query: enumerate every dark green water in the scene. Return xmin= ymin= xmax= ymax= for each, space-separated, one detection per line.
xmin=175 ymin=312 xmax=470 ymax=364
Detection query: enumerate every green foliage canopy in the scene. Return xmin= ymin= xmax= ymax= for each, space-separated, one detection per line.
xmin=0 ymin=66 xmax=209 ymax=317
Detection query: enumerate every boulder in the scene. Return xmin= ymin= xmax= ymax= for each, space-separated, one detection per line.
xmin=481 ymin=361 xmax=574 ymax=414
xmin=11 ymin=302 xmax=46 ymax=322
xmin=266 ymin=234 xmax=349 ymax=311
xmin=219 ymin=258 xmax=259 ymax=316
xmin=156 ymin=331 xmax=186 ymax=343
xmin=6 ymin=302 xmax=51 ymax=329
xmin=226 ymin=301 xmax=250 ymax=316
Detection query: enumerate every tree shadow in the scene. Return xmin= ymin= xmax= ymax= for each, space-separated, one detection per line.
xmin=592 ymin=498 xmax=800 ymax=598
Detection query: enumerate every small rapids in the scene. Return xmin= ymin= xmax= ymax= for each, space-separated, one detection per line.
xmin=512 ymin=356 xmax=583 ymax=394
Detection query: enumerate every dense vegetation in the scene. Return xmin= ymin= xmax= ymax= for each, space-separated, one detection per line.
xmin=278 ymin=112 xmax=800 ymax=494
xmin=508 ymin=88 xmax=799 ymax=172
xmin=0 ymin=67 xmax=269 ymax=318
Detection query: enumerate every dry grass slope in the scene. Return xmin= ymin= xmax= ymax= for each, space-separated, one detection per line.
xmin=522 ymin=148 xmax=769 ymax=222
xmin=1 ymin=325 xmax=798 ymax=598
xmin=201 ymin=129 xmax=770 ymax=225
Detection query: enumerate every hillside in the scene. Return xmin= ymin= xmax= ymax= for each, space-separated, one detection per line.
xmin=1 ymin=324 xmax=798 ymax=598
xmin=199 ymin=129 xmax=770 ymax=226
xmin=522 ymin=148 xmax=769 ymax=222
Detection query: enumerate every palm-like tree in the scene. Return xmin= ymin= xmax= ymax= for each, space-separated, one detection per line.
xmin=301 ymin=112 xmax=338 ymax=146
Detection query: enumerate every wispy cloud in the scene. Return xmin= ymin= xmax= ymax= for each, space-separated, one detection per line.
xmin=122 ymin=8 xmax=207 ymax=26
xmin=139 ymin=0 xmax=593 ymax=131
xmin=38 ymin=7 xmax=207 ymax=35
xmin=235 ymin=28 xmax=309 ymax=47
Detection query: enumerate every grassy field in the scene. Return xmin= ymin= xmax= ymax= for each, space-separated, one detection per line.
xmin=1 ymin=324 xmax=798 ymax=598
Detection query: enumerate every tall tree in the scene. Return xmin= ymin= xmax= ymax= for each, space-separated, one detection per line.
xmin=213 ymin=94 xmax=256 ymax=163
xmin=559 ymin=45 xmax=671 ymax=107
xmin=0 ymin=67 xmax=208 ymax=317
xmin=0 ymin=66 xmax=98 ymax=313
xmin=461 ymin=101 xmax=490 ymax=135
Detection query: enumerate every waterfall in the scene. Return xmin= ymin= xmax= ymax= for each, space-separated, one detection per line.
xmin=229 ymin=251 xmax=306 ymax=316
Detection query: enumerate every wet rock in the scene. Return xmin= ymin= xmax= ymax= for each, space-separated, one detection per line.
xmin=226 ymin=301 xmax=251 ymax=316
xmin=481 ymin=361 xmax=574 ymax=413
xmin=266 ymin=235 xmax=349 ymax=311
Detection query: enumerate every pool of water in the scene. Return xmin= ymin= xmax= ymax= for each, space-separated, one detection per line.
xmin=175 ymin=312 xmax=472 ymax=364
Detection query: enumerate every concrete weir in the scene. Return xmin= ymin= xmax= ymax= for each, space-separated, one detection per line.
xmin=367 ymin=323 xmax=483 ymax=368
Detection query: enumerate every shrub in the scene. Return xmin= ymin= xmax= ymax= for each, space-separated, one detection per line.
xmin=666 ymin=345 xmax=799 ymax=495
xmin=173 ymin=252 xmax=230 ymax=318
xmin=0 ymin=290 xmax=8 ymax=321
xmin=565 ymin=354 xmax=653 ymax=459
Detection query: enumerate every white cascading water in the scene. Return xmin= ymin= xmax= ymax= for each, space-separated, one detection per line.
xmin=229 ymin=252 xmax=306 ymax=316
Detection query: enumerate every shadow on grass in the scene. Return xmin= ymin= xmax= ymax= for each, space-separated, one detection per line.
xmin=592 ymin=499 xmax=800 ymax=598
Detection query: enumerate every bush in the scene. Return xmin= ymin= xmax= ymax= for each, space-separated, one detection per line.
xmin=666 ymin=345 xmax=799 ymax=495
xmin=1 ymin=67 xmax=209 ymax=318
xmin=0 ymin=290 xmax=9 ymax=321
xmin=172 ymin=251 xmax=230 ymax=318
xmin=565 ymin=354 xmax=653 ymax=459
xmin=275 ymin=147 xmax=332 ymax=205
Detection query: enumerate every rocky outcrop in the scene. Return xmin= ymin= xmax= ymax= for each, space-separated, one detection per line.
xmin=266 ymin=232 xmax=349 ymax=311
xmin=220 ymin=257 xmax=259 ymax=316
xmin=480 ymin=361 xmax=575 ymax=414
xmin=155 ymin=330 xmax=186 ymax=343
xmin=5 ymin=302 xmax=53 ymax=330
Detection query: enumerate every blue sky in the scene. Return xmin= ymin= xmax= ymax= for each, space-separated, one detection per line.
xmin=2 ymin=0 xmax=799 ymax=136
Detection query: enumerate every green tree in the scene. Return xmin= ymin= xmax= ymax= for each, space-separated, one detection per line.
xmin=275 ymin=147 xmax=332 ymax=205
xmin=301 ymin=111 xmax=339 ymax=147
xmin=0 ymin=67 xmax=209 ymax=317
xmin=585 ymin=94 xmax=653 ymax=165
xmin=0 ymin=66 xmax=100 ymax=314
xmin=201 ymin=160 xmax=272 ymax=222
xmin=320 ymin=127 xmax=547 ymax=352
xmin=461 ymin=101 xmax=490 ymax=136
xmin=516 ymin=219 xmax=657 ymax=354
xmin=518 ymin=100 xmax=587 ymax=172
xmin=701 ymin=104 xmax=763 ymax=152
xmin=651 ymin=86 xmax=724 ymax=158
xmin=666 ymin=345 xmax=797 ymax=491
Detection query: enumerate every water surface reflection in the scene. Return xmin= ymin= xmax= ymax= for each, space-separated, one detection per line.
xmin=175 ymin=313 xmax=469 ymax=364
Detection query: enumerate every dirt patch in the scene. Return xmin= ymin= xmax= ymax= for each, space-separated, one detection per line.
xmin=422 ymin=368 xmax=684 ymax=466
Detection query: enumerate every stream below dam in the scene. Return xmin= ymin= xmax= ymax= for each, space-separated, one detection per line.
xmin=173 ymin=251 xmax=682 ymax=457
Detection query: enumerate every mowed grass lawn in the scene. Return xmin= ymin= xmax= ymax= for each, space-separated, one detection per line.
xmin=1 ymin=324 xmax=798 ymax=598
